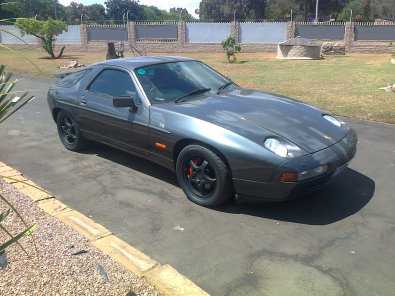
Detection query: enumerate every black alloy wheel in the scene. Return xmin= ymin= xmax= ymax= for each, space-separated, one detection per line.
xmin=56 ymin=110 xmax=86 ymax=151
xmin=184 ymin=158 xmax=217 ymax=198
xmin=176 ymin=145 xmax=233 ymax=207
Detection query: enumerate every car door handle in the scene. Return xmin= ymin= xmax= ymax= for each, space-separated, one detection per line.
xmin=80 ymin=99 xmax=87 ymax=106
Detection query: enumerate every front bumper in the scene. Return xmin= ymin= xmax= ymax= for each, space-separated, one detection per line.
xmin=233 ymin=130 xmax=357 ymax=201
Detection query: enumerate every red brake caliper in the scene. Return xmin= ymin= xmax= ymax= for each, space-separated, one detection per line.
xmin=188 ymin=160 xmax=198 ymax=177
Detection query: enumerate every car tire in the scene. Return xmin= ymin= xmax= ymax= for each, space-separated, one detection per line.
xmin=176 ymin=145 xmax=233 ymax=207
xmin=56 ymin=110 xmax=87 ymax=151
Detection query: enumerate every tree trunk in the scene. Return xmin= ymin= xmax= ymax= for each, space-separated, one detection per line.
xmin=54 ymin=46 xmax=66 ymax=59
xmin=36 ymin=36 xmax=65 ymax=59
xmin=106 ymin=43 xmax=120 ymax=60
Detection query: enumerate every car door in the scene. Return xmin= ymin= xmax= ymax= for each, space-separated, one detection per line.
xmin=78 ymin=66 xmax=150 ymax=156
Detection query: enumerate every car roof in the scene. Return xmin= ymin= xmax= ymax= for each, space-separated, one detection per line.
xmin=92 ymin=56 xmax=196 ymax=70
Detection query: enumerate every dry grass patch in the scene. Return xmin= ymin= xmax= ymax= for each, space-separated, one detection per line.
xmin=0 ymin=48 xmax=394 ymax=123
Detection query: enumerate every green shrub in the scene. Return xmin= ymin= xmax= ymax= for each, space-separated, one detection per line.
xmin=222 ymin=35 xmax=241 ymax=63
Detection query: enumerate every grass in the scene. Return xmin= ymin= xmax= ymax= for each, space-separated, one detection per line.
xmin=0 ymin=47 xmax=394 ymax=123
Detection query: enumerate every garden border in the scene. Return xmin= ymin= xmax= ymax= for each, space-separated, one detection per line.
xmin=0 ymin=160 xmax=209 ymax=296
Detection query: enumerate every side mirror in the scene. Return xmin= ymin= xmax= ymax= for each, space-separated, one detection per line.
xmin=113 ymin=96 xmax=137 ymax=112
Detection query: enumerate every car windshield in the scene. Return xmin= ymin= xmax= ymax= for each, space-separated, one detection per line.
xmin=134 ymin=61 xmax=232 ymax=103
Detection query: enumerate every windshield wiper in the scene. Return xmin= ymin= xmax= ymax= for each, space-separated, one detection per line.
xmin=174 ymin=88 xmax=211 ymax=103
xmin=217 ymin=81 xmax=234 ymax=94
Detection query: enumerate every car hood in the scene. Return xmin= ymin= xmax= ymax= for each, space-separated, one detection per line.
xmin=159 ymin=89 xmax=348 ymax=153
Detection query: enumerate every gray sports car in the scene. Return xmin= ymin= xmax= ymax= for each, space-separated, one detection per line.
xmin=47 ymin=56 xmax=357 ymax=207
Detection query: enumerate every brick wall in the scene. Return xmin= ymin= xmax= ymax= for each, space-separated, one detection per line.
xmin=3 ymin=21 xmax=394 ymax=54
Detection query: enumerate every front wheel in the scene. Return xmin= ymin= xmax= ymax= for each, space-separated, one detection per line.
xmin=176 ymin=145 xmax=233 ymax=207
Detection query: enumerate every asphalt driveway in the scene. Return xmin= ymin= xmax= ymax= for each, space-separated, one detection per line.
xmin=1 ymin=76 xmax=394 ymax=296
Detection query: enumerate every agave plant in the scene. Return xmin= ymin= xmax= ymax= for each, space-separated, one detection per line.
xmin=0 ymin=8 xmax=38 ymax=266
xmin=0 ymin=200 xmax=36 ymax=257
xmin=0 ymin=65 xmax=35 ymax=123
xmin=0 ymin=65 xmax=35 ymax=264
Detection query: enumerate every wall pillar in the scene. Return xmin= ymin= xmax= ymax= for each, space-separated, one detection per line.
xmin=127 ymin=21 xmax=136 ymax=49
xmin=287 ymin=21 xmax=295 ymax=40
xmin=178 ymin=21 xmax=186 ymax=47
xmin=344 ymin=22 xmax=355 ymax=53
xmin=80 ymin=23 xmax=88 ymax=49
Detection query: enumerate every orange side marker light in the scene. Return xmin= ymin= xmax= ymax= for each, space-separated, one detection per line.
xmin=279 ymin=171 xmax=298 ymax=183
xmin=155 ymin=142 xmax=167 ymax=150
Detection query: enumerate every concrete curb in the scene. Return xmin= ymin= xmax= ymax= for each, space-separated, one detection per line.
xmin=0 ymin=161 xmax=210 ymax=296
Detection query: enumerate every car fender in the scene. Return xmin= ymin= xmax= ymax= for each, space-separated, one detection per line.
xmin=149 ymin=107 xmax=286 ymax=182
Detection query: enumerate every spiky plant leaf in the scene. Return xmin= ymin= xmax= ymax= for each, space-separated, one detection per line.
xmin=0 ymin=222 xmax=29 ymax=256
xmin=0 ymin=176 xmax=51 ymax=195
xmin=0 ymin=93 xmax=35 ymax=124
xmin=0 ymin=65 xmax=35 ymax=123
xmin=0 ymin=209 xmax=11 ymax=223
xmin=0 ymin=224 xmax=36 ymax=255
xmin=0 ymin=193 xmax=38 ymax=255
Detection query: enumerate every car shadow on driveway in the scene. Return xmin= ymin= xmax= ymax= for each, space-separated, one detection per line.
xmin=83 ymin=142 xmax=178 ymax=186
xmin=221 ymin=168 xmax=375 ymax=225
xmin=83 ymin=144 xmax=374 ymax=226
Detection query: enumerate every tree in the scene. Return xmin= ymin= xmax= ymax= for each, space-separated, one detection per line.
xmin=0 ymin=0 xmax=17 ymax=20
xmin=267 ymin=0 xmax=346 ymax=21
xmin=105 ymin=0 xmax=141 ymax=21
xmin=169 ymin=7 xmax=195 ymax=21
xmin=338 ymin=0 xmax=379 ymax=21
xmin=65 ymin=1 xmax=84 ymax=24
xmin=106 ymin=42 xmax=124 ymax=59
xmin=199 ymin=0 xmax=266 ymax=21
xmin=85 ymin=4 xmax=106 ymax=23
xmin=3 ymin=0 xmax=66 ymax=20
xmin=16 ymin=18 xmax=67 ymax=59
xmin=140 ymin=5 xmax=166 ymax=20
xmin=64 ymin=2 xmax=106 ymax=24
xmin=138 ymin=6 xmax=195 ymax=21
xmin=266 ymin=0 xmax=300 ymax=20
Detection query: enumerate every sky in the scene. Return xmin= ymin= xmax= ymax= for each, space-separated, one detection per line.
xmin=58 ymin=0 xmax=201 ymax=17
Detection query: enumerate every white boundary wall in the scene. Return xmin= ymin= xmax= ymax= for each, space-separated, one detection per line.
xmin=240 ymin=22 xmax=288 ymax=44
xmin=186 ymin=22 xmax=231 ymax=43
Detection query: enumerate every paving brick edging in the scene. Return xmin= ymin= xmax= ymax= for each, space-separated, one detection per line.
xmin=0 ymin=161 xmax=209 ymax=296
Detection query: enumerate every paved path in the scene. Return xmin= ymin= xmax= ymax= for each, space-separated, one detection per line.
xmin=1 ymin=76 xmax=395 ymax=295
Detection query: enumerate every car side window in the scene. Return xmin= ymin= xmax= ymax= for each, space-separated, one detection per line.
xmin=88 ymin=69 xmax=136 ymax=97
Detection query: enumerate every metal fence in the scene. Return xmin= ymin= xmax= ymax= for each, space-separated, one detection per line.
xmin=136 ymin=22 xmax=178 ymax=41
xmin=186 ymin=22 xmax=231 ymax=43
xmin=87 ymin=24 xmax=127 ymax=42
xmin=295 ymin=23 xmax=345 ymax=40
xmin=355 ymin=24 xmax=395 ymax=41
xmin=240 ymin=22 xmax=287 ymax=44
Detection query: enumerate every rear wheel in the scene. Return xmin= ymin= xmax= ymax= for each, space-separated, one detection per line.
xmin=176 ymin=145 xmax=233 ymax=207
xmin=56 ymin=110 xmax=86 ymax=151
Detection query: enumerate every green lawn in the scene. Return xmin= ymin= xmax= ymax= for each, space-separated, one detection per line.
xmin=1 ymin=47 xmax=394 ymax=123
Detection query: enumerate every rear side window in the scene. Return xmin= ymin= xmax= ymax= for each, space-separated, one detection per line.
xmin=56 ymin=69 xmax=90 ymax=88
xmin=88 ymin=69 xmax=136 ymax=97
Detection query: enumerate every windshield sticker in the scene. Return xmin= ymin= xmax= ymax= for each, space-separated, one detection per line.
xmin=137 ymin=68 xmax=146 ymax=75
